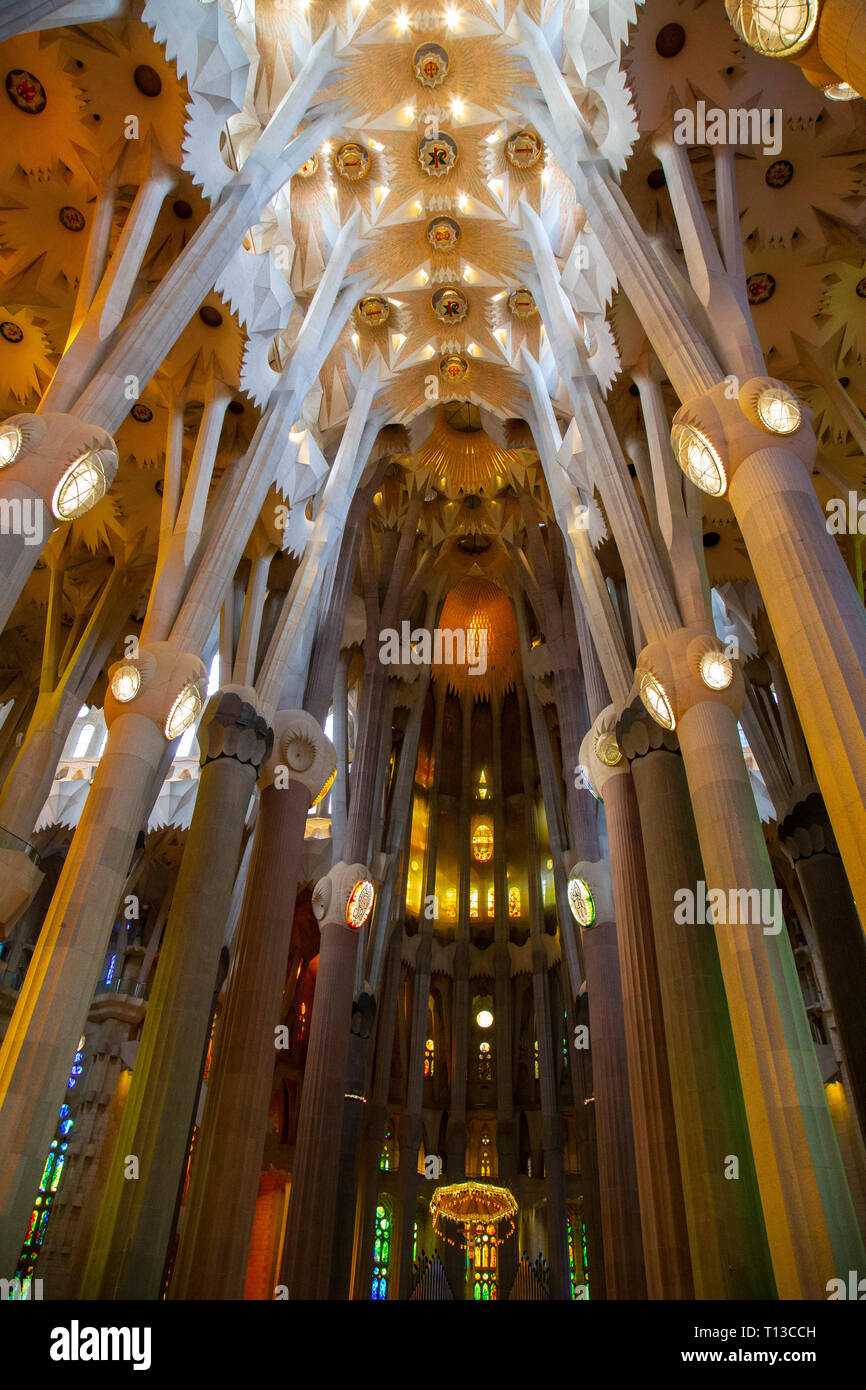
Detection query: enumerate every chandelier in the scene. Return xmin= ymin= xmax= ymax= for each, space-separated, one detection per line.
xmin=430 ymin=1181 xmax=518 ymax=1248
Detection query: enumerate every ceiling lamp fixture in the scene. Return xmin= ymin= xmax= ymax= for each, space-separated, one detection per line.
xmin=726 ymin=0 xmax=819 ymax=57
xmin=568 ymin=877 xmax=596 ymax=927
xmin=165 ymin=682 xmax=203 ymax=740
xmin=638 ymin=670 xmax=676 ymax=730
xmin=823 ymin=82 xmax=860 ymax=101
xmin=476 ymin=1009 xmax=494 ymax=1029
xmin=347 ymin=878 xmax=375 ymax=929
xmin=755 ymin=384 xmax=802 ymax=435
xmin=51 ymin=449 xmax=113 ymax=520
xmin=0 ymin=424 xmax=22 ymax=466
xmin=671 ymin=423 xmax=727 ymax=497
xmin=699 ymin=651 xmax=734 ymax=690
xmin=110 ymin=664 xmax=141 ymax=704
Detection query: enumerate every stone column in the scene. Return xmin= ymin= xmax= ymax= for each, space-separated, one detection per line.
xmin=490 ymin=694 xmax=518 ymax=1296
xmin=612 ymin=700 xmax=774 ymax=1299
xmin=80 ymin=690 xmax=271 ymax=1298
xmin=280 ymin=860 xmax=374 ymax=1300
xmin=0 ymin=642 xmax=204 ymax=1275
xmin=169 ymin=711 xmax=334 ymax=1299
xmin=779 ymin=786 xmax=866 ymax=1139
xmin=638 ymin=624 xmax=865 ymax=1294
xmin=601 ymin=769 xmax=694 ymax=1298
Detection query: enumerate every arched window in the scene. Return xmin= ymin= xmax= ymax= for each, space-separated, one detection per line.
xmin=72 ymin=724 xmax=94 ymax=759
xmin=487 ymin=886 xmax=495 ymax=917
xmin=477 ymin=1039 xmax=492 ymax=1082
xmin=372 ymin=1202 xmax=392 ymax=1299
xmin=469 ymin=1221 xmax=498 ymax=1299
xmin=533 ymin=1039 xmax=539 ymax=1080
xmin=297 ymin=1001 xmax=307 ymax=1044
xmin=567 ymin=1213 xmax=590 ymax=1300
xmin=508 ymin=886 xmax=521 ymax=918
xmin=424 ymin=1037 xmax=435 ymax=1077
xmin=480 ymin=1125 xmax=492 ymax=1178
xmin=469 ymin=888 xmax=479 ymax=919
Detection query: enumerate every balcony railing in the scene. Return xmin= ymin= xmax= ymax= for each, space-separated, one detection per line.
xmin=93 ymin=976 xmax=149 ymax=1001
xmin=0 ymin=824 xmax=40 ymax=866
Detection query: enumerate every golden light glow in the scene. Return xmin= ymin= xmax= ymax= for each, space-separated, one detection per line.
xmin=671 ymin=423 xmax=727 ymax=497
xmin=395 ymin=7 xmax=410 ymax=31
xmin=756 ymin=385 xmax=801 ymax=435
xmin=0 ymin=425 xmax=22 ymax=467
xmin=110 ymin=664 xmax=141 ymax=704
xmin=165 ymin=682 xmax=203 ymax=740
xmin=430 ymin=1182 xmax=518 ymax=1248
xmin=51 ymin=450 xmax=111 ymax=520
xmin=444 ymin=5 xmax=462 ymax=31
xmin=727 ymin=0 xmax=819 ymax=57
xmin=568 ymin=877 xmax=595 ymax=927
xmin=347 ymin=878 xmax=375 ymax=929
xmin=823 ymin=82 xmax=860 ymax=101
xmin=700 ymin=651 xmax=734 ymax=690
xmin=476 ymin=1009 xmax=494 ymax=1028
xmin=594 ymin=730 xmax=622 ymax=767
xmin=638 ymin=670 xmax=676 ymax=730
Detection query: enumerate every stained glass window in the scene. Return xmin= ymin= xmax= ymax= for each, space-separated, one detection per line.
xmin=477 ymin=769 xmax=489 ymax=800
xmin=469 ymin=1221 xmax=498 ymax=1299
xmin=372 ymin=1203 xmax=392 ymax=1299
xmin=471 ymin=823 xmax=493 ymax=862
xmin=567 ymin=1214 xmax=590 ymax=1300
xmin=469 ymin=888 xmax=479 ymax=919
xmin=487 ymin=887 xmax=494 ymax=916
xmin=478 ymin=1040 xmax=492 ymax=1082
xmin=508 ymin=886 xmax=521 ymax=918
xmin=424 ymin=1038 xmax=435 ymax=1077
xmin=380 ymin=1127 xmax=393 ymax=1171
xmin=534 ymin=1039 xmax=539 ymax=1079
xmin=14 ymin=1039 xmax=84 ymax=1291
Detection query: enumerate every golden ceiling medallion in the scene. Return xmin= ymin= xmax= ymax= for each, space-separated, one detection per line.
xmin=355 ymin=296 xmax=390 ymax=328
xmin=413 ymin=42 xmax=450 ymax=89
xmin=432 ymin=286 xmax=468 ymax=324
xmin=297 ymin=154 xmax=319 ymax=178
xmin=418 ymin=132 xmax=459 ymax=178
xmin=505 ymin=129 xmax=543 ymax=169
xmin=439 ymin=354 xmax=469 ymax=383
xmin=335 ymin=142 xmax=370 ymax=181
xmin=427 ymin=215 xmax=460 ymax=251
xmin=507 ymin=287 xmax=538 ymax=319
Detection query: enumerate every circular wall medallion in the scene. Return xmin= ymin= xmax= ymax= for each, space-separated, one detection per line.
xmin=297 ymin=154 xmax=319 ymax=179
xmin=355 ymin=296 xmax=390 ymax=328
xmin=59 ymin=205 xmax=86 ymax=232
xmin=856 ymin=277 xmax=866 ymax=300
xmin=413 ymin=42 xmax=450 ymax=89
xmin=418 ymin=132 xmax=459 ymax=178
xmin=335 ymin=142 xmax=370 ymax=181
xmin=130 ymin=403 xmax=153 ymax=423
xmin=746 ymin=272 xmax=776 ymax=304
xmin=507 ymin=287 xmax=538 ymax=318
xmin=347 ymin=879 xmax=375 ymax=929
xmin=765 ymin=158 xmax=793 ymax=188
xmin=439 ymin=354 xmax=468 ymax=383
xmin=427 ymin=215 xmax=460 ymax=251
xmin=173 ymin=199 xmax=193 ymax=220
xmin=505 ymin=130 xmax=543 ymax=169
xmin=655 ymin=22 xmax=686 ymax=56
xmin=0 ymin=321 xmax=23 ymax=343
xmin=5 ymin=69 xmax=46 ymax=114
xmin=133 ymin=64 xmax=162 ymax=97
xmin=431 ymin=286 xmax=468 ymax=324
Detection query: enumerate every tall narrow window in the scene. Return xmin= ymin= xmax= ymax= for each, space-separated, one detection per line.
xmin=533 ymin=1039 xmax=539 ymax=1080
xmin=480 ymin=1125 xmax=492 ymax=1178
xmin=72 ymin=724 xmax=94 ymax=758
xmin=478 ymin=1039 xmax=492 ymax=1082
xmin=372 ymin=1203 xmax=392 ymax=1299
xmin=15 ymin=1039 xmax=84 ymax=1292
xmin=508 ymin=886 xmax=521 ymax=917
xmin=380 ymin=1127 xmax=393 ymax=1172
xmin=487 ymin=886 xmax=494 ymax=916
xmin=298 ymin=1001 xmax=307 ymax=1044
xmin=424 ymin=1037 xmax=435 ymax=1077
xmin=567 ymin=1214 xmax=590 ymax=1300
xmin=469 ymin=887 xmax=479 ymax=919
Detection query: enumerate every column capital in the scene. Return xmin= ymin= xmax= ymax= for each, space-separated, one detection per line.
xmin=635 ymin=623 xmax=744 ymax=730
xmin=259 ymin=708 xmax=336 ymax=800
xmin=778 ymin=783 xmax=840 ymax=863
xmin=196 ymin=688 xmax=273 ymax=770
xmin=670 ymin=377 xmax=816 ymax=498
xmin=616 ymin=695 xmax=680 ymax=760
xmin=1 ymin=409 xmax=118 ymax=517
xmin=578 ymin=704 xmax=628 ymax=798
xmin=312 ymin=860 xmax=375 ymax=932
xmin=104 ymin=641 xmax=208 ymax=737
